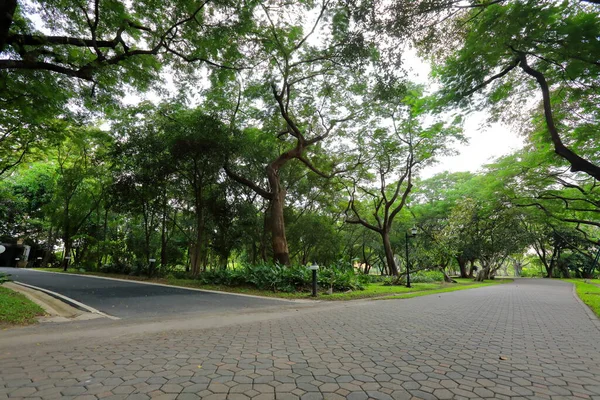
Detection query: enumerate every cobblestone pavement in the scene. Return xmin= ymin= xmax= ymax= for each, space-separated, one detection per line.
xmin=2 ymin=279 xmax=600 ymax=400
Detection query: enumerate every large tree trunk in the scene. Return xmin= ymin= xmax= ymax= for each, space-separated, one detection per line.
xmin=468 ymin=260 xmax=476 ymax=278
xmin=441 ymin=268 xmax=456 ymax=283
xmin=191 ymin=177 xmax=205 ymax=275
xmin=191 ymin=217 xmax=204 ymax=276
xmin=456 ymin=255 xmax=468 ymax=278
xmin=267 ymin=165 xmax=290 ymax=265
xmin=382 ymin=231 xmax=398 ymax=276
xmin=559 ymin=263 xmax=571 ymax=278
xmin=269 ymin=187 xmax=290 ymax=265
xmin=475 ymin=266 xmax=490 ymax=282
xmin=546 ymin=247 xmax=559 ymax=278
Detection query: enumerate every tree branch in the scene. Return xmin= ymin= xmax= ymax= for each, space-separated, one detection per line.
xmin=462 ymin=57 xmax=519 ymax=97
xmin=516 ymin=51 xmax=600 ymax=180
xmin=223 ymin=165 xmax=273 ymax=200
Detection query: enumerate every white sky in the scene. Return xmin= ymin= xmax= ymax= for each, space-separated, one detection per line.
xmin=403 ymin=50 xmax=524 ymax=179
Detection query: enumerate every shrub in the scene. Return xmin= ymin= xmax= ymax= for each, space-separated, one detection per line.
xmin=363 ymin=274 xmax=389 ymax=283
xmin=99 ymin=261 xmax=133 ymax=275
xmin=410 ymin=270 xmax=444 ymax=283
xmin=193 ymin=263 xmax=367 ymax=293
xmin=318 ymin=266 xmax=365 ymax=291
xmin=520 ymin=267 xmax=543 ymax=278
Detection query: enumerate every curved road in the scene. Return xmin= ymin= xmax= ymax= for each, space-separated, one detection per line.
xmin=0 ymin=267 xmax=293 ymax=318
xmin=2 ymin=277 xmax=600 ymax=399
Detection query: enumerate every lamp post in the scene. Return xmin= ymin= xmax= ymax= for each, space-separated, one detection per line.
xmin=149 ymin=258 xmax=156 ymax=276
xmin=405 ymin=226 xmax=418 ymax=288
xmin=309 ymin=263 xmax=319 ymax=297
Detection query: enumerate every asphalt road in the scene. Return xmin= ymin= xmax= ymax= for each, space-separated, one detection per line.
xmin=0 ymin=267 xmax=293 ymax=319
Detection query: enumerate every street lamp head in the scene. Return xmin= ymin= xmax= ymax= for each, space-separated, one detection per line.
xmin=411 ymin=226 xmax=418 ymax=236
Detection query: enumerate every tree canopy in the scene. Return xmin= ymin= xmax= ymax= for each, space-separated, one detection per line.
xmin=1 ymin=0 xmax=598 ymax=282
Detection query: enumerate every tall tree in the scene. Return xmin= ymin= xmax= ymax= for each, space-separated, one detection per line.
xmin=223 ymin=0 xmax=371 ymax=264
xmin=345 ymin=88 xmax=462 ymax=275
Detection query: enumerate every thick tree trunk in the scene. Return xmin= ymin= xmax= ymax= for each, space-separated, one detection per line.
xmin=267 ymin=165 xmax=290 ymax=265
xmin=468 ymin=260 xmax=476 ymax=278
xmin=269 ymin=188 xmax=290 ymax=265
xmin=456 ymin=256 xmax=468 ymax=278
xmin=441 ymin=268 xmax=456 ymax=283
xmin=546 ymin=247 xmax=559 ymax=278
xmin=475 ymin=266 xmax=490 ymax=282
xmin=382 ymin=231 xmax=398 ymax=276
xmin=191 ymin=220 xmax=203 ymax=276
xmin=559 ymin=264 xmax=571 ymax=278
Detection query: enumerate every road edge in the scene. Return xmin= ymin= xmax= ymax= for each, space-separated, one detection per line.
xmin=28 ymin=269 xmax=312 ymax=303
xmin=570 ymin=281 xmax=600 ymax=332
xmin=13 ymin=281 xmax=119 ymax=320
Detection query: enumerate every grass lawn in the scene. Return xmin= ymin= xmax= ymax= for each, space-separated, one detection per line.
xmin=0 ymin=286 xmax=45 ymax=326
xmin=34 ymin=268 xmax=511 ymax=301
xmin=565 ymin=279 xmax=600 ymax=317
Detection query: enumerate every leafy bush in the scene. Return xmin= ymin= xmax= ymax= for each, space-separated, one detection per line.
xmin=318 ymin=266 xmax=365 ymax=291
xmin=363 ymin=274 xmax=389 ymax=283
xmin=99 ymin=261 xmax=133 ymax=275
xmin=382 ymin=276 xmax=403 ymax=286
xmin=193 ymin=263 xmax=367 ymax=293
xmin=520 ymin=267 xmax=543 ymax=278
xmin=410 ymin=270 xmax=444 ymax=283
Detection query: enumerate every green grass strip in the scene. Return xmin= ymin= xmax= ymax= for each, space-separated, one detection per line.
xmin=565 ymin=279 xmax=600 ymax=318
xmin=0 ymin=286 xmax=45 ymax=326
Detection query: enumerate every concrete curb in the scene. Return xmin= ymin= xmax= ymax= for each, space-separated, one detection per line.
xmin=30 ymin=269 xmax=315 ymax=303
xmin=570 ymin=281 xmax=600 ymax=332
xmin=13 ymin=281 xmax=119 ymax=320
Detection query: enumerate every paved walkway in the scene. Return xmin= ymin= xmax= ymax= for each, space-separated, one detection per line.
xmin=2 ymin=279 xmax=600 ymax=399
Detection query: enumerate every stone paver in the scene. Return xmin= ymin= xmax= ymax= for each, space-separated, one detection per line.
xmin=2 ymin=279 xmax=600 ymax=399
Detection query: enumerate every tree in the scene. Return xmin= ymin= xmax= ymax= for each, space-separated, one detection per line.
xmin=166 ymin=109 xmax=233 ymax=275
xmin=1 ymin=0 xmax=255 ymax=177
xmin=111 ymin=104 xmax=175 ymax=275
xmin=345 ymin=88 xmax=462 ymax=275
xmin=428 ymin=1 xmax=600 ymax=179
xmin=223 ymin=0 xmax=371 ymax=265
